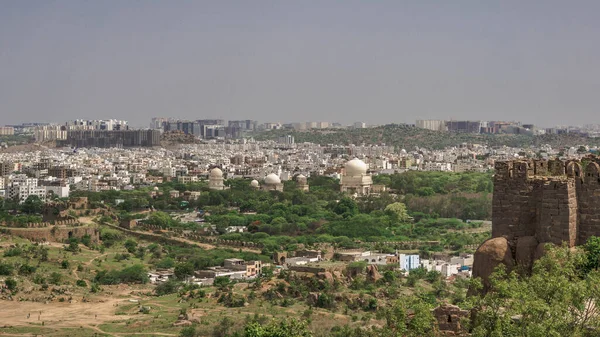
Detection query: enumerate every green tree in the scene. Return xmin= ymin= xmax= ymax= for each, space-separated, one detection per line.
xmin=146 ymin=211 xmax=174 ymax=228
xmin=244 ymin=318 xmax=313 ymax=337
xmin=124 ymin=239 xmax=138 ymax=254
xmin=582 ymin=236 xmax=600 ymax=273
xmin=179 ymin=325 xmax=198 ymax=337
xmin=213 ymin=276 xmax=231 ymax=290
xmin=5 ymin=278 xmax=17 ymax=291
xmin=332 ymin=197 xmax=359 ymax=218
xmin=20 ymin=195 xmax=43 ymax=214
xmin=174 ymin=262 xmax=195 ymax=280
xmin=471 ymin=244 xmax=600 ymax=337
xmin=384 ymin=202 xmax=411 ymax=223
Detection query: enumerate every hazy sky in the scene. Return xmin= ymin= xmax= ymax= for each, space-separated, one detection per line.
xmin=2 ymin=1 xmax=600 ymax=127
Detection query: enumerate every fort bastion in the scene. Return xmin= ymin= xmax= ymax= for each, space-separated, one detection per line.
xmin=492 ymin=157 xmax=600 ymax=247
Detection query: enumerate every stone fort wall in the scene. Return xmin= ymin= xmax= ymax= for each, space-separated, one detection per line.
xmin=493 ymin=158 xmax=600 ymax=247
xmin=2 ymin=226 xmax=99 ymax=243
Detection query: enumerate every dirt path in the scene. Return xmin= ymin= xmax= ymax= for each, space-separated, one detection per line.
xmin=72 ymin=252 xmax=109 ymax=284
xmin=103 ymin=223 xmax=262 ymax=253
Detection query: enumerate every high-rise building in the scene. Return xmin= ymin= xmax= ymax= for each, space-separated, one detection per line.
xmin=67 ymin=119 xmax=128 ymax=131
xmin=62 ymin=130 xmax=161 ymax=148
xmin=278 ymin=135 xmax=295 ymax=145
xmin=196 ymin=119 xmax=225 ymax=137
xmin=163 ymin=120 xmax=201 ymax=137
xmin=446 ymin=120 xmax=483 ymax=134
xmin=0 ymin=127 xmax=15 ymax=136
xmin=0 ymin=162 xmax=14 ymax=176
xmin=416 ymin=120 xmax=447 ymax=131
xmin=151 ymin=117 xmax=170 ymax=129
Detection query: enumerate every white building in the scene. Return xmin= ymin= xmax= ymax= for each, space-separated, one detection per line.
xmin=399 ymin=254 xmax=420 ymax=271
xmin=7 ymin=182 xmax=46 ymax=203
xmin=416 ymin=120 xmax=447 ymax=131
xmin=450 ymin=254 xmax=474 ymax=267
xmin=45 ymin=185 xmax=70 ymax=198
xmin=261 ymin=173 xmax=283 ymax=192
xmin=340 ymin=158 xmax=373 ymax=195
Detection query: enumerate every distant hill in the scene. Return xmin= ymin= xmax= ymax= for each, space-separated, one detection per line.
xmin=252 ymin=124 xmax=600 ymax=150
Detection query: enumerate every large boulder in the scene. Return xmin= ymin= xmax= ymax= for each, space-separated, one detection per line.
xmin=516 ymin=236 xmax=539 ymax=273
xmin=472 ymin=237 xmax=514 ymax=290
xmin=534 ymin=242 xmax=549 ymax=260
xmin=366 ymin=265 xmax=383 ymax=283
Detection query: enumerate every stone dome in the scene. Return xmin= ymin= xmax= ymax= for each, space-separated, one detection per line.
xmin=250 ymin=179 xmax=260 ymax=188
xmin=209 ymin=167 xmax=223 ymax=178
xmin=264 ymin=173 xmax=281 ymax=185
xmin=296 ymin=174 xmax=307 ymax=183
xmin=153 ymin=186 xmax=159 ymax=191
xmin=345 ymin=158 xmax=368 ymax=176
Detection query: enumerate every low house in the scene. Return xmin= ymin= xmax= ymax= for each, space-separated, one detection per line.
xmin=195 ymin=267 xmax=247 ymax=280
xmin=148 ymin=269 xmax=175 ymax=284
xmin=224 ymin=226 xmax=247 ymax=233
xmin=450 ymin=254 xmax=474 ymax=267
xmin=223 ymin=258 xmax=263 ymax=277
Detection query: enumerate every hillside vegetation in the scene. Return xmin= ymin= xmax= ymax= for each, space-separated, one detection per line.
xmin=252 ymin=124 xmax=600 ymax=149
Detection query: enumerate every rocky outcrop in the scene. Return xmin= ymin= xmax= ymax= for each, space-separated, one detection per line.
xmin=515 ymin=236 xmax=538 ymax=273
xmin=366 ymin=265 xmax=382 ymax=282
xmin=433 ymin=304 xmax=469 ymax=336
xmin=534 ymin=242 xmax=548 ymax=260
xmin=472 ymin=237 xmax=514 ymax=290
xmin=317 ymin=271 xmax=334 ymax=284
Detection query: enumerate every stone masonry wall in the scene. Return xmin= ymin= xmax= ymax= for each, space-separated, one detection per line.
xmin=3 ymin=226 xmax=99 ymax=243
xmin=493 ymin=158 xmax=600 ymax=247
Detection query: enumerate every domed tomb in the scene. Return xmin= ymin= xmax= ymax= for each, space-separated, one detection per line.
xmin=262 ymin=173 xmax=284 ymax=191
xmin=340 ymin=158 xmax=373 ymax=195
xmin=296 ymin=174 xmax=309 ymax=192
xmin=208 ymin=167 xmax=227 ymax=190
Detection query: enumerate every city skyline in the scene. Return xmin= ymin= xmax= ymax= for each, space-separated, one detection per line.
xmin=3 ymin=1 xmax=600 ymax=127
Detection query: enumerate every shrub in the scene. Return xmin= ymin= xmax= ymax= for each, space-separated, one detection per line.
xmin=124 ymin=239 xmax=138 ymax=254
xmin=155 ymin=257 xmax=175 ymax=269
xmin=76 ymin=279 xmax=87 ymax=287
xmin=155 ymin=279 xmax=182 ymax=296
xmin=4 ymin=247 xmax=23 ymax=257
xmin=114 ymin=253 xmax=131 ymax=262
xmin=49 ymin=272 xmax=63 ymax=285
xmin=61 ymin=260 xmax=70 ymax=269
xmin=18 ymin=264 xmax=36 ymax=276
xmin=218 ymin=291 xmax=246 ymax=307
xmin=5 ymin=278 xmax=17 ymax=291
xmin=90 ymin=283 xmax=101 ymax=293
xmin=100 ymin=228 xmax=124 ymax=247
xmin=0 ymin=262 xmax=14 ymax=276
xmin=95 ymin=264 xmax=148 ymax=285
xmin=80 ymin=234 xmax=92 ymax=248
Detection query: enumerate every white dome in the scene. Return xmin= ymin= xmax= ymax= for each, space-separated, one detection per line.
xmin=209 ymin=167 xmax=223 ymax=178
xmin=153 ymin=186 xmax=159 ymax=191
xmin=250 ymin=179 xmax=259 ymax=187
xmin=264 ymin=173 xmax=281 ymax=185
xmin=345 ymin=158 xmax=368 ymax=176
xmin=296 ymin=174 xmax=307 ymax=182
